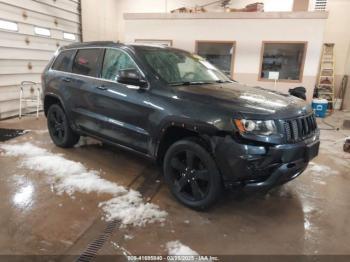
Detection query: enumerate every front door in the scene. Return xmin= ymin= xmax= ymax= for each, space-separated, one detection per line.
xmin=90 ymin=48 xmax=153 ymax=154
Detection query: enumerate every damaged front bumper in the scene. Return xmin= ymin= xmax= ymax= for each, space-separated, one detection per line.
xmin=213 ymin=131 xmax=320 ymax=192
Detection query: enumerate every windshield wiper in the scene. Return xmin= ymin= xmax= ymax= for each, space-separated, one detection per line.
xmin=169 ymin=81 xmax=212 ymax=86
xmin=215 ymin=80 xmax=232 ymax=83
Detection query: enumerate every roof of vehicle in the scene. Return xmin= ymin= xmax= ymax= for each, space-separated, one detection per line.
xmin=60 ymin=41 xmax=184 ymax=53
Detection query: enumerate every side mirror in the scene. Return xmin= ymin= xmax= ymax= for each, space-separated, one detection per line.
xmin=116 ymin=69 xmax=148 ymax=89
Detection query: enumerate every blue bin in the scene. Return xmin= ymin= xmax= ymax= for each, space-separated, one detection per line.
xmin=312 ymin=99 xmax=328 ymax=118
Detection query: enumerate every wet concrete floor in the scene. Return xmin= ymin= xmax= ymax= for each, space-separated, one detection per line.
xmin=0 ymin=112 xmax=349 ymax=259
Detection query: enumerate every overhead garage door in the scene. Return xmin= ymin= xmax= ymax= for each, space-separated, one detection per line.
xmin=0 ymin=0 xmax=81 ymax=119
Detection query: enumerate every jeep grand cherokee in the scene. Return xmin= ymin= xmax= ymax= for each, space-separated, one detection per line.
xmin=42 ymin=42 xmax=320 ymax=209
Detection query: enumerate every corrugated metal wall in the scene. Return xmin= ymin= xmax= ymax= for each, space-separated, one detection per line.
xmin=0 ymin=0 xmax=81 ymax=119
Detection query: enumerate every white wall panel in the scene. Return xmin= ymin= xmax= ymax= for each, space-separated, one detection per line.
xmin=0 ymin=0 xmax=80 ymax=23
xmin=0 ymin=0 xmax=81 ymax=119
xmin=0 ymin=4 xmax=80 ymax=34
xmin=0 ymin=47 xmax=54 ymax=61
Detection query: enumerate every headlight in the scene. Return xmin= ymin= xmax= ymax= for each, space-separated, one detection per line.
xmin=234 ymin=119 xmax=277 ymax=135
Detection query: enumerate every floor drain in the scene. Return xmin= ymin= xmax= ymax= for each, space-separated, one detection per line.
xmin=75 ymin=166 xmax=162 ymax=261
xmin=75 ymin=220 xmax=119 ymax=262
xmin=0 ymin=128 xmax=26 ymax=142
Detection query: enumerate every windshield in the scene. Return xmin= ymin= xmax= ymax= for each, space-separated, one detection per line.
xmin=138 ymin=48 xmax=232 ymax=85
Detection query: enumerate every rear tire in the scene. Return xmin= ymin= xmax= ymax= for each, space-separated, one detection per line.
xmin=47 ymin=104 xmax=80 ymax=148
xmin=163 ymin=138 xmax=222 ymax=210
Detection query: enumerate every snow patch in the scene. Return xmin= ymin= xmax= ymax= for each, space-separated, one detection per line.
xmin=1 ymin=142 xmax=47 ymax=157
xmin=0 ymin=142 xmax=167 ymax=227
xmin=166 ymin=241 xmax=199 ymax=256
xmin=99 ymin=190 xmax=167 ymax=227
xmin=124 ymin=234 xmax=134 ymax=240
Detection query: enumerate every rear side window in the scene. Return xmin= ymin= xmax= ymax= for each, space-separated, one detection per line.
xmin=51 ymin=50 xmax=76 ymax=72
xmin=72 ymin=49 xmax=102 ymax=77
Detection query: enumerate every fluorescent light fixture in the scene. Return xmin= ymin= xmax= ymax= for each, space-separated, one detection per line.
xmin=34 ymin=26 xmax=51 ymax=37
xmin=63 ymin=32 xmax=76 ymax=41
xmin=0 ymin=19 xmax=18 ymax=31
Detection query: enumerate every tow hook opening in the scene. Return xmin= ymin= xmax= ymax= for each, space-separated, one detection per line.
xmin=287 ymin=163 xmax=296 ymax=169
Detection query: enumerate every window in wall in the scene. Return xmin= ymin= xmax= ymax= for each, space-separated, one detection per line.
xmin=102 ymin=49 xmax=139 ymax=81
xmin=0 ymin=19 xmax=18 ymax=31
xmin=72 ymin=49 xmax=103 ymax=77
xmin=52 ymin=49 xmax=76 ymax=72
xmin=34 ymin=26 xmax=51 ymax=37
xmin=134 ymin=39 xmax=172 ymax=47
xmin=63 ymin=32 xmax=76 ymax=41
xmin=196 ymin=41 xmax=235 ymax=76
xmin=259 ymin=42 xmax=307 ymax=82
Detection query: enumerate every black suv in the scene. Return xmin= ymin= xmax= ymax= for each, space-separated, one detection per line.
xmin=42 ymin=42 xmax=320 ymax=209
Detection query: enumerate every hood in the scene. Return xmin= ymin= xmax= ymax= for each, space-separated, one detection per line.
xmin=175 ymin=82 xmax=312 ymax=119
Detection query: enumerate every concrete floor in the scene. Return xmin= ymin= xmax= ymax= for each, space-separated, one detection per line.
xmin=0 ymin=112 xmax=350 ymax=260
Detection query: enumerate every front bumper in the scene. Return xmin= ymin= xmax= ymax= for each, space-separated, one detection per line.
xmin=213 ymin=132 xmax=320 ymax=192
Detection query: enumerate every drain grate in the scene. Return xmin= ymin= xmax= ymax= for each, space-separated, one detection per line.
xmin=0 ymin=128 xmax=26 ymax=142
xmin=75 ymin=165 xmax=163 ymax=261
xmin=75 ymin=220 xmax=119 ymax=262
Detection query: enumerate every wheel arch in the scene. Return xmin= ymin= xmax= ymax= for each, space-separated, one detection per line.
xmin=155 ymin=119 xmax=225 ymax=163
xmin=44 ymin=93 xmax=66 ymax=116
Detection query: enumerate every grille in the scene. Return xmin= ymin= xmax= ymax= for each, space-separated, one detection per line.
xmin=283 ymin=114 xmax=317 ymax=143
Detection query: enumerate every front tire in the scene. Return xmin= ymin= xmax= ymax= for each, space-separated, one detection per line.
xmin=163 ymin=138 xmax=222 ymax=210
xmin=47 ymin=104 xmax=80 ymax=148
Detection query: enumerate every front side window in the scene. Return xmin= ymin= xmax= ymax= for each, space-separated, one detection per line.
xmin=101 ymin=49 xmax=139 ymax=81
xmin=260 ymin=42 xmax=307 ymax=81
xmin=52 ymin=50 xmax=76 ymax=72
xmin=138 ymin=48 xmax=231 ymax=85
xmin=72 ymin=49 xmax=102 ymax=77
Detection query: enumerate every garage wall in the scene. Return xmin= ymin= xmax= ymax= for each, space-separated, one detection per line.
xmin=81 ymin=0 xmax=295 ymax=42
xmin=124 ymin=12 xmax=327 ymax=101
xmin=342 ymin=43 xmax=350 ymax=110
xmin=322 ymin=0 xmax=350 ymax=103
xmin=0 ymin=0 xmax=81 ymax=119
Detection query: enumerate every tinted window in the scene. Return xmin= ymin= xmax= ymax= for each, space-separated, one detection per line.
xmin=72 ymin=49 xmax=102 ymax=77
xmin=52 ymin=50 xmax=76 ymax=72
xmin=101 ymin=49 xmax=139 ymax=81
xmin=139 ymin=48 xmax=230 ymax=84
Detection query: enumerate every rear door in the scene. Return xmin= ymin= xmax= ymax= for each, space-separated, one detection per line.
xmin=46 ymin=48 xmax=76 ymax=109
xmin=68 ymin=48 xmax=105 ymax=131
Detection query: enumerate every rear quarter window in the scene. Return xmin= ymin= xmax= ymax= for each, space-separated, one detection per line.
xmin=72 ymin=49 xmax=103 ymax=77
xmin=51 ymin=49 xmax=76 ymax=72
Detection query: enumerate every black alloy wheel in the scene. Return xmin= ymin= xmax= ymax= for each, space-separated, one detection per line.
xmin=164 ymin=138 xmax=222 ymax=210
xmin=47 ymin=104 xmax=80 ymax=148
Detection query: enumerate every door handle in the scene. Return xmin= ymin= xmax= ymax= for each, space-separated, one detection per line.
xmin=96 ymin=86 xmax=107 ymax=91
xmin=63 ymin=77 xmax=71 ymax=82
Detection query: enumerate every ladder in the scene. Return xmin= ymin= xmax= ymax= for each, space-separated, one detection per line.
xmin=317 ymin=43 xmax=335 ymax=111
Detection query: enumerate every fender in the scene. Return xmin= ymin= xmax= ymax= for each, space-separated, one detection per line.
xmin=44 ymin=92 xmax=79 ymax=132
xmin=152 ymin=116 xmax=222 ymax=158
xmin=44 ymin=92 xmax=67 ymax=115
